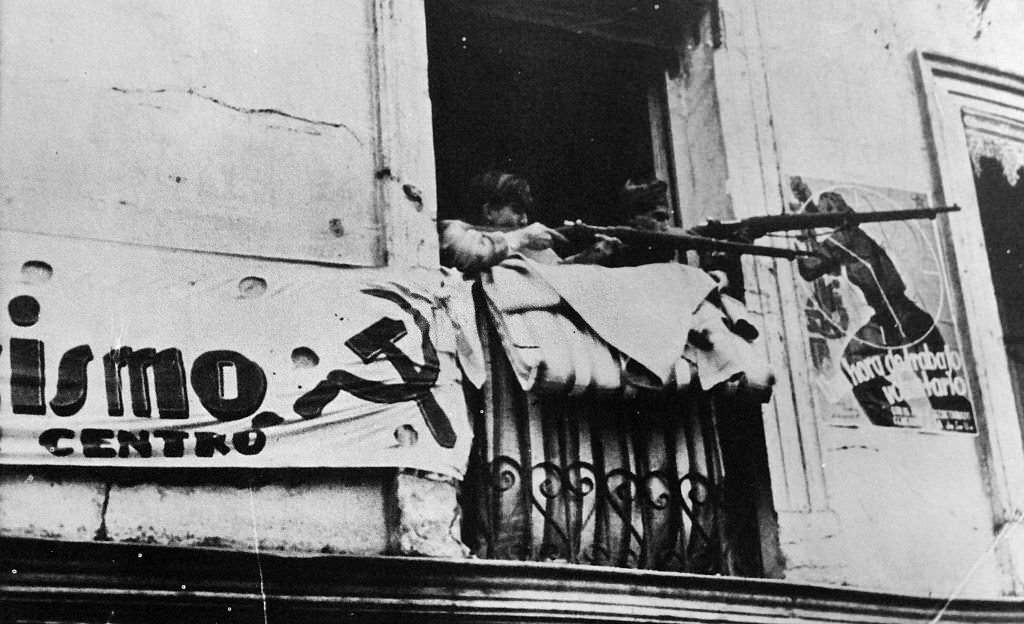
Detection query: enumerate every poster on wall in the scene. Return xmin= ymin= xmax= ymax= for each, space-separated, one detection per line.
xmin=0 ymin=231 xmax=473 ymax=477
xmin=786 ymin=177 xmax=977 ymax=434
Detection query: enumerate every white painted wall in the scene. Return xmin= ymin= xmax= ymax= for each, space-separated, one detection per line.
xmin=708 ymin=0 xmax=1024 ymax=598
xmin=0 ymin=0 xmax=445 ymax=554
xmin=0 ymin=466 xmax=390 ymax=555
xmin=7 ymin=0 xmax=1022 ymax=597
xmin=0 ymin=0 xmax=384 ymax=265
xmin=761 ymin=0 xmax=1024 ymax=190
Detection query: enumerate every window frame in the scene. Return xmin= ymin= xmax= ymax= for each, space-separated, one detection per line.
xmin=917 ymin=50 xmax=1024 ymax=533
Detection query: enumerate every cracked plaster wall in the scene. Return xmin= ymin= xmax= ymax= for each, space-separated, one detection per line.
xmin=731 ymin=0 xmax=1024 ymax=598
xmin=0 ymin=0 xmax=383 ymax=265
xmin=0 ymin=0 xmax=458 ymax=557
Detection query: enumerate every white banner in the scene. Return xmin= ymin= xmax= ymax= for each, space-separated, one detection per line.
xmin=0 ymin=231 xmax=472 ymax=477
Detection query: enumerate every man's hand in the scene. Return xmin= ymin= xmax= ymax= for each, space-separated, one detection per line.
xmin=560 ymin=233 xmax=623 ymax=265
xmin=588 ymin=233 xmax=624 ymax=260
xmin=506 ymin=222 xmax=569 ymax=252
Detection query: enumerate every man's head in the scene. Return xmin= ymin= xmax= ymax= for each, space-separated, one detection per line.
xmin=816 ymin=191 xmax=855 ymax=215
xmin=469 ymin=171 xmax=533 ymax=228
xmin=620 ymin=176 xmax=672 ymax=232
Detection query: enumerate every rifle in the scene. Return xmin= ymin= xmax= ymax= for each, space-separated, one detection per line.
xmin=556 ymin=223 xmax=815 ymax=260
xmin=689 ymin=205 xmax=961 ymax=243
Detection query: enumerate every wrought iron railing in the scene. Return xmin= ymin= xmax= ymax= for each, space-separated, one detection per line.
xmin=461 ymin=305 xmax=772 ymax=576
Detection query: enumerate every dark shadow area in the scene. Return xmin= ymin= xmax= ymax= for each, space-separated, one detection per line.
xmin=426 ymin=0 xmax=658 ymax=227
xmin=972 ymin=155 xmax=1024 ymax=429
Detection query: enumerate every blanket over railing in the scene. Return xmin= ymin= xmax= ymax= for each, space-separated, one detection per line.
xmin=473 ymin=258 xmax=773 ymax=400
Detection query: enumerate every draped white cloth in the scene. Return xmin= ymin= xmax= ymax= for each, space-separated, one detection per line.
xmin=478 ymin=258 xmax=773 ymax=400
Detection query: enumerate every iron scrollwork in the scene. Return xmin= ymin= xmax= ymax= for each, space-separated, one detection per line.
xmin=478 ymin=458 xmax=724 ymax=572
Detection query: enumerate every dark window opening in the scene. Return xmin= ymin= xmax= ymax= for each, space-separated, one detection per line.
xmin=972 ymin=154 xmax=1024 ymax=421
xmin=426 ymin=1 xmax=663 ymax=228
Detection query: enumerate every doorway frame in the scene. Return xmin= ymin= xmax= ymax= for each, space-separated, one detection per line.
xmin=917 ymin=50 xmax=1024 ymax=589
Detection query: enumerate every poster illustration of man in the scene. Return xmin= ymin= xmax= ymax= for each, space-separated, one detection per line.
xmin=789 ymin=177 xmax=976 ymax=433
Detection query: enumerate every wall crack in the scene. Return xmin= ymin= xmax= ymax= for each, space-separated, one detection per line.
xmin=829 ymin=445 xmax=880 ymax=452
xmin=95 ymin=481 xmax=112 ymax=541
xmin=110 ymin=86 xmax=362 ymax=144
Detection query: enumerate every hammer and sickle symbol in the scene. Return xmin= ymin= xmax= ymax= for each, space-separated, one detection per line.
xmin=292 ymin=288 xmax=456 ymax=448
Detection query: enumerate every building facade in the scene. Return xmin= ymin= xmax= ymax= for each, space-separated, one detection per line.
xmin=3 ymin=0 xmax=1024 ymax=621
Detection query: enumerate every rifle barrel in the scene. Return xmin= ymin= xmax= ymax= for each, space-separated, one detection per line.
xmin=559 ymin=225 xmax=813 ymax=259
xmin=693 ymin=205 xmax=960 ymax=239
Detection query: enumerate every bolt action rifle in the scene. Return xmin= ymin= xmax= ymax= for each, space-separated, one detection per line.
xmin=556 ymin=223 xmax=815 ymax=260
xmin=443 ymin=220 xmax=813 ymax=259
xmin=688 ymin=205 xmax=961 ymax=243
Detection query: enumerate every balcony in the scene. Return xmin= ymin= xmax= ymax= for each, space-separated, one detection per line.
xmin=458 ymin=289 xmax=776 ymax=577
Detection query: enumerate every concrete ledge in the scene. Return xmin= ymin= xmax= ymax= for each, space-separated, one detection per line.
xmin=393 ymin=470 xmax=469 ymax=557
xmin=104 ymin=469 xmax=389 ymax=554
xmin=0 ymin=468 xmax=390 ymax=555
xmin=3 ymin=536 xmax=1024 ymax=623
xmin=0 ymin=468 xmax=107 ymax=541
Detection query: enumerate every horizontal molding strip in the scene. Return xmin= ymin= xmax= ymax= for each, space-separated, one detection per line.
xmin=3 ymin=536 xmax=1024 ymax=623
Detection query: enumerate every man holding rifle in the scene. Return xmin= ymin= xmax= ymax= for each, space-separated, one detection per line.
xmin=440 ymin=170 xmax=813 ymax=273
xmin=603 ymin=176 xmax=677 ymax=267
xmin=439 ymin=170 xmax=622 ymax=273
